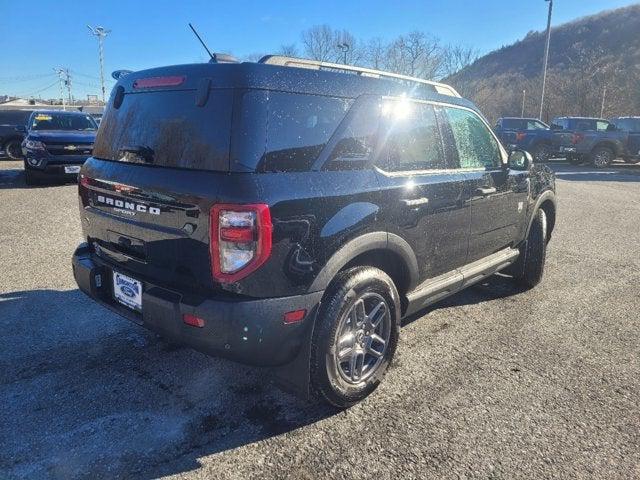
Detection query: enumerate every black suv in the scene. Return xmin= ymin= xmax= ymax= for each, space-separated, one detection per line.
xmin=72 ymin=56 xmax=556 ymax=407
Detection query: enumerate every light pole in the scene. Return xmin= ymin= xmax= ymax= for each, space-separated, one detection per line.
xmin=337 ymin=42 xmax=350 ymax=65
xmin=87 ymin=25 xmax=111 ymax=103
xmin=539 ymin=0 xmax=553 ymax=121
xmin=521 ymin=89 xmax=526 ymax=117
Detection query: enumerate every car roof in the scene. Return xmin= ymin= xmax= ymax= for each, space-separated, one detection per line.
xmin=554 ymin=116 xmax=608 ymax=121
xmin=115 ymin=61 xmax=477 ymax=113
xmin=29 ymin=109 xmax=90 ymax=116
xmin=610 ymin=116 xmax=640 ymax=120
xmin=500 ymin=117 xmax=541 ymax=121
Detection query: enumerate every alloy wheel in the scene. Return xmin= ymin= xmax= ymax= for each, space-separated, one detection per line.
xmin=334 ymin=292 xmax=391 ymax=384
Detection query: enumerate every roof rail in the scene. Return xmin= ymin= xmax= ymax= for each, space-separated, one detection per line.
xmin=258 ymin=55 xmax=461 ymax=98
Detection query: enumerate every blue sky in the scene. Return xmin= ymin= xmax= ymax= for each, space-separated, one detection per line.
xmin=0 ymin=0 xmax=637 ymax=99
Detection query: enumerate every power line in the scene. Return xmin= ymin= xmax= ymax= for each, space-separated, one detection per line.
xmin=13 ymin=80 xmax=59 ymax=98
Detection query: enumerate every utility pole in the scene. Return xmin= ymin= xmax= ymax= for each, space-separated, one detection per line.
xmin=65 ymin=68 xmax=72 ymax=105
xmin=600 ymin=85 xmax=607 ymax=118
xmin=539 ymin=0 xmax=553 ymax=121
xmin=53 ymin=68 xmax=67 ymax=110
xmin=87 ymin=25 xmax=111 ymax=103
xmin=521 ymin=89 xmax=526 ymax=117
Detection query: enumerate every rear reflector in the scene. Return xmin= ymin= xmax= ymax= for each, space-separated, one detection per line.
xmin=183 ymin=314 xmax=205 ymax=328
xmin=133 ymin=76 xmax=186 ymax=89
xmin=283 ymin=309 xmax=307 ymax=324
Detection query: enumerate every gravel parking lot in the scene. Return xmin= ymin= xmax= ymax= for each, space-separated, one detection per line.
xmin=1 ymin=159 xmax=639 ymax=480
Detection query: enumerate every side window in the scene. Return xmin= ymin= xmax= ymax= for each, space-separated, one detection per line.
xmin=377 ymin=101 xmax=446 ymax=172
xmin=444 ymin=107 xmax=502 ymax=169
xmin=527 ymin=120 xmax=547 ymax=130
xmin=327 ymin=98 xmax=379 ymax=169
xmin=596 ymin=120 xmax=610 ymax=132
xmin=259 ymin=93 xmax=352 ymax=172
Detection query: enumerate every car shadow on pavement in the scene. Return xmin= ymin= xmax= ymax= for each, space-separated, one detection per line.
xmin=402 ymin=273 xmax=526 ymax=327
xmin=0 ymin=289 xmax=336 ymax=479
xmin=0 ymin=167 xmax=77 ymax=190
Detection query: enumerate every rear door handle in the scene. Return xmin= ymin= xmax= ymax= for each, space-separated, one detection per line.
xmin=401 ymin=197 xmax=429 ymax=207
xmin=476 ymin=187 xmax=496 ymax=196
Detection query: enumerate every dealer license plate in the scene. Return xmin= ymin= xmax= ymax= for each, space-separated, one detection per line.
xmin=113 ymin=271 xmax=143 ymax=312
xmin=64 ymin=165 xmax=81 ymax=174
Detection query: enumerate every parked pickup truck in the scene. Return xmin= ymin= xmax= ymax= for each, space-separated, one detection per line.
xmin=494 ymin=117 xmax=559 ymax=162
xmin=609 ymin=116 xmax=640 ymax=164
xmin=0 ymin=109 xmax=31 ymax=159
xmin=551 ymin=117 xmax=631 ymax=168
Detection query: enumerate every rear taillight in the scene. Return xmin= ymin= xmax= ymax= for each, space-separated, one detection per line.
xmin=571 ymin=133 xmax=585 ymax=145
xmin=515 ymin=131 xmax=527 ymax=142
xmin=210 ymin=204 xmax=272 ymax=283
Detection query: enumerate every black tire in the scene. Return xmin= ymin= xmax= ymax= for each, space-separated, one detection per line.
xmin=310 ymin=266 xmax=400 ymax=408
xmin=4 ymin=139 xmax=23 ymax=159
xmin=590 ymin=146 xmax=614 ymax=168
xmin=567 ymin=155 xmax=583 ymax=165
xmin=513 ymin=209 xmax=547 ymax=289
xmin=532 ymin=143 xmax=553 ymax=163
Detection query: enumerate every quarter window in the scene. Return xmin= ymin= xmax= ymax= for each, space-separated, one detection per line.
xmin=378 ymin=101 xmax=446 ymax=172
xmin=444 ymin=107 xmax=502 ymax=169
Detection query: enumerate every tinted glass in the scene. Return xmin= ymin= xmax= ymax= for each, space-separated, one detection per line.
xmin=378 ymin=101 xmax=445 ymax=172
xmin=527 ymin=120 xmax=548 ymax=130
xmin=31 ymin=113 xmax=97 ymax=131
xmin=327 ymin=98 xmax=379 ymax=169
xmin=0 ymin=110 xmax=31 ymax=125
xmin=574 ymin=120 xmax=596 ymax=131
xmin=94 ymin=89 xmax=232 ymax=171
xmin=502 ymin=119 xmax=525 ymax=130
xmin=259 ymin=92 xmax=352 ymax=172
xmin=445 ymin=107 xmax=502 ymax=169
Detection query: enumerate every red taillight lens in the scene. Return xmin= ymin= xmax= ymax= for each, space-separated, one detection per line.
xmin=515 ymin=131 xmax=527 ymax=142
xmin=571 ymin=133 xmax=584 ymax=145
xmin=210 ymin=204 xmax=272 ymax=283
xmin=133 ymin=75 xmax=185 ymax=89
xmin=183 ymin=314 xmax=205 ymax=328
xmin=283 ymin=309 xmax=307 ymax=324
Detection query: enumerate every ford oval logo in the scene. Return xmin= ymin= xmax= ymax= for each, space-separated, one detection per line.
xmin=120 ymin=285 xmax=136 ymax=298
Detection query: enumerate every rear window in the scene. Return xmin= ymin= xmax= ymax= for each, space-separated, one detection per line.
xmin=93 ymin=89 xmax=233 ymax=171
xmin=232 ymin=91 xmax=352 ymax=172
xmin=501 ymin=119 xmax=525 ymax=130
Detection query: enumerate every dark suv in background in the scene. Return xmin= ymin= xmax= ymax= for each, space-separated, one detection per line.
xmin=494 ymin=117 xmax=558 ymax=162
xmin=72 ymin=56 xmax=556 ymax=407
xmin=21 ymin=110 xmax=98 ymax=185
xmin=0 ymin=109 xmax=31 ymax=159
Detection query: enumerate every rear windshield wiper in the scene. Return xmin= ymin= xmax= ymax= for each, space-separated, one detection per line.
xmin=119 ymin=145 xmax=155 ymax=163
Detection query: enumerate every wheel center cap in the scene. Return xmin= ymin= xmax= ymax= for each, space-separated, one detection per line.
xmin=356 ymin=330 xmax=365 ymax=346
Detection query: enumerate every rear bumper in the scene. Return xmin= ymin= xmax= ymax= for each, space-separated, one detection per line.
xmin=72 ymin=243 xmax=323 ymax=367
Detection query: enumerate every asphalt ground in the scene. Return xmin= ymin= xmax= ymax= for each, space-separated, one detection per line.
xmin=1 ymin=159 xmax=639 ymax=479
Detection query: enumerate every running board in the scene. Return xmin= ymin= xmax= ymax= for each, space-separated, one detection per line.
xmin=404 ymin=247 xmax=520 ymax=317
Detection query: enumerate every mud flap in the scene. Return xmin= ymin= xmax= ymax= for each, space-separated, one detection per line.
xmin=270 ymin=304 xmax=320 ymax=401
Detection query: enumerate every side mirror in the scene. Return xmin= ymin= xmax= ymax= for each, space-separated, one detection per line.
xmin=550 ymin=124 xmax=562 ymax=130
xmin=508 ymin=150 xmax=532 ymax=170
xmin=15 ymin=125 xmax=27 ymax=133
xmin=606 ymin=124 xmax=617 ymax=132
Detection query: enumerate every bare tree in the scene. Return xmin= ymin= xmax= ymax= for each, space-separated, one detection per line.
xmin=278 ymin=43 xmax=299 ymax=57
xmin=364 ymin=37 xmax=387 ymax=69
xmin=384 ymin=32 xmax=442 ymax=80
xmin=301 ymin=25 xmax=337 ymax=62
xmin=441 ymin=44 xmax=480 ymax=78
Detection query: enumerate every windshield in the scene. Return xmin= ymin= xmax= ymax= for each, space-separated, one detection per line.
xmin=30 ymin=113 xmax=97 ymax=131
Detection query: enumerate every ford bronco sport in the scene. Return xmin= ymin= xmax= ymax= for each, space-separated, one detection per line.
xmin=72 ymin=55 xmax=556 ymax=408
